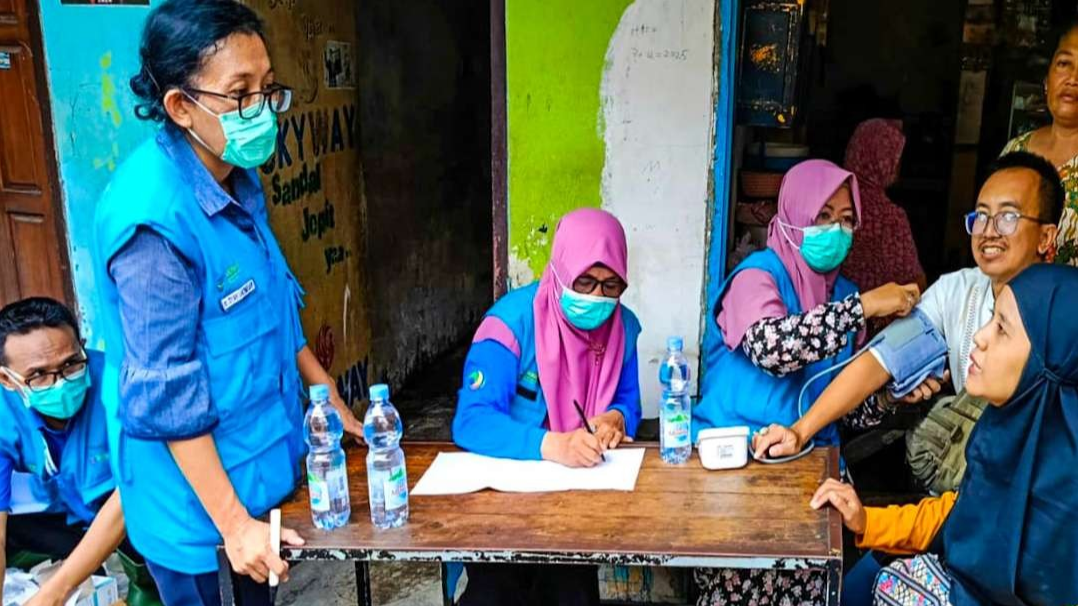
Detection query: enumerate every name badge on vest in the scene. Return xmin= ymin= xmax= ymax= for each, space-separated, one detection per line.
xmin=220 ymin=279 xmax=256 ymax=312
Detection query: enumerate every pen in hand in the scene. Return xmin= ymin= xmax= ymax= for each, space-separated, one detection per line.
xmin=573 ymin=399 xmax=607 ymax=463
xmin=269 ymin=508 xmax=281 ymax=604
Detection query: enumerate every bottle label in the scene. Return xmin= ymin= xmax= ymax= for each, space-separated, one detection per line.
xmin=308 ymin=472 xmax=330 ymax=512
xmin=383 ymin=464 xmax=408 ymax=511
xmin=327 ymin=465 xmax=348 ymax=502
xmin=663 ymin=412 xmax=691 ymax=449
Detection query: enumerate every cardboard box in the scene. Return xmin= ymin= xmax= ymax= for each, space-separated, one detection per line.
xmin=73 ymin=575 xmax=117 ymax=606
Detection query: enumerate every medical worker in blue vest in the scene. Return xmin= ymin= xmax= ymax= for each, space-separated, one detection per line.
xmin=92 ymin=1 xmax=361 ymax=604
xmin=0 ymin=298 xmax=160 ymax=606
xmin=694 ymin=160 xmax=922 ymax=452
xmin=452 ymin=208 xmax=642 ymax=606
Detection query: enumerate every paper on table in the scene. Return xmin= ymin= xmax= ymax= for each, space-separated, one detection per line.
xmin=411 ymin=448 xmax=646 ymax=495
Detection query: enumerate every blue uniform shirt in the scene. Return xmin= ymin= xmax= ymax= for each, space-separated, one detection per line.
xmin=93 ymin=128 xmax=307 ymax=573
xmin=452 ymin=283 xmax=643 ymax=460
xmin=0 ymin=352 xmax=114 ymax=524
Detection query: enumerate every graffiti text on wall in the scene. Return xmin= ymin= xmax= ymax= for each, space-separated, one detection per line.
xmin=261 ymin=104 xmax=357 ymax=175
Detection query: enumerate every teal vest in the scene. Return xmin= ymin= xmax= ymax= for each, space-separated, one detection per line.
xmin=92 ymin=135 xmax=306 ymax=574
xmin=485 ymin=283 xmax=642 ymax=425
xmin=0 ymin=352 xmax=113 ymax=525
xmin=694 ymin=249 xmax=858 ymax=445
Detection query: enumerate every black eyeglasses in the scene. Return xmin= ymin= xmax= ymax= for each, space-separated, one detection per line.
xmin=3 ymin=354 xmax=88 ymax=392
xmin=964 ymin=210 xmax=1046 ymax=237
xmin=185 ymin=84 xmax=293 ymax=119
xmin=572 ymin=275 xmax=627 ymax=298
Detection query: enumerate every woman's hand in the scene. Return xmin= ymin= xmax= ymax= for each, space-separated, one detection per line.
xmin=296 ymin=347 xmax=364 ymax=439
xmin=751 ymin=424 xmax=804 ymax=460
xmin=589 ymin=410 xmax=632 ymax=450
xmin=810 ymin=479 xmax=867 ymax=534
xmin=541 ymin=429 xmax=604 ymax=468
xmin=222 ymin=516 xmax=305 ymax=584
xmin=861 ymin=283 xmax=921 ymax=319
xmin=330 ymin=390 xmax=365 ymax=439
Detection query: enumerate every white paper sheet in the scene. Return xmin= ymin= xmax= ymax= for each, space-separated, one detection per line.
xmin=411 ymin=448 xmax=646 ymax=495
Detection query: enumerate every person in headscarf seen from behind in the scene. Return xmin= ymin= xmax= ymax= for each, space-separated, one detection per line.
xmin=814 ymin=263 xmax=1078 ymax=605
xmin=451 ymin=208 xmax=642 ymax=606
xmin=841 ymin=118 xmax=927 ymax=339
xmin=691 ymin=160 xmax=921 ymax=606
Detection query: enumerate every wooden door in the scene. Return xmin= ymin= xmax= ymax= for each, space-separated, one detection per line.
xmin=0 ymin=0 xmax=70 ymax=308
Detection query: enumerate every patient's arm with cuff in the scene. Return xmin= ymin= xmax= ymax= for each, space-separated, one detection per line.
xmin=752 ymin=354 xmax=891 ymax=459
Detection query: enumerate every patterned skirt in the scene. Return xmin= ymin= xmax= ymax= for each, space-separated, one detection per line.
xmin=694 ymin=568 xmax=827 ymax=606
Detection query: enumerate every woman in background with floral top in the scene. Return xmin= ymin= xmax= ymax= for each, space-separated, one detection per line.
xmin=1002 ymin=19 xmax=1078 ymax=265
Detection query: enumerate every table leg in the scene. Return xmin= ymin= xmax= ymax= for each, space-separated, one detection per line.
xmin=217 ymin=547 xmax=236 ymax=606
xmin=355 ymin=561 xmax=372 ymax=606
xmin=825 ymin=559 xmax=843 ymax=606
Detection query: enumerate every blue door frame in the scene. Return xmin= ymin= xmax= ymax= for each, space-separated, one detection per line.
xmin=702 ymin=0 xmax=741 ymax=381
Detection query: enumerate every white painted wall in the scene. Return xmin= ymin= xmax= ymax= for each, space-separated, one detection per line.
xmin=600 ymin=0 xmax=716 ymax=417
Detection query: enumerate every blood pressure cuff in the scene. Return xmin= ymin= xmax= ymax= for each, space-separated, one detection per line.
xmin=868 ymin=308 xmax=949 ymax=400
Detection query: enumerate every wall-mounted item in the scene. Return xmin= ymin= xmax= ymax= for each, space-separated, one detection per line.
xmin=736 ymin=0 xmax=805 ymax=128
xmin=955 ymin=70 xmax=988 ymax=145
xmin=1009 ymin=80 xmax=1051 ymax=139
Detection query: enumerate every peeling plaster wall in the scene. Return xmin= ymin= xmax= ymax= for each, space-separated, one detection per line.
xmin=506 ymin=0 xmax=716 ymax=415
xmin=357 ymin=0 xmax=493 ymax=388
xmin=37 ymin=2 xmax=155 ymax=349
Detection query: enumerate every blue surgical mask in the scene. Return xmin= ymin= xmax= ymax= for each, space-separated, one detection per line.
xmin=185 ymin=93 xmax=279 ymax=169
xmin=2 ymin=367 xmax=91 ymax=420
xmin=560 ymin=289 xmax=618 ymax=330
xmin=780 ymin=221 xmax=854 ymax=273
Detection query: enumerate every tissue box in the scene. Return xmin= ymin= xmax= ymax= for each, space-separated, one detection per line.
xmin=74 ymin=575 xmax=117 ymax=606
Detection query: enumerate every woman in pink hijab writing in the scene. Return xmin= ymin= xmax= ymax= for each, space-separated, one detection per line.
xmin=451 ymin=208 xmax=642 ymax=606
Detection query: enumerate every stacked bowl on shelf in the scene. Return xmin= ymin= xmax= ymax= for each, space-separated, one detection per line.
xmin=730 ymin=143 xmax=809 ymax=268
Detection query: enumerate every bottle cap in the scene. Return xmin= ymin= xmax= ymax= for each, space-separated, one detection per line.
xmin=369 ymin=384 xmax=390 ymax=401
xmin=667 ymin=336 xmax=684 ymax=351
xmin=309 ymin=384 xmax=330 ymax=401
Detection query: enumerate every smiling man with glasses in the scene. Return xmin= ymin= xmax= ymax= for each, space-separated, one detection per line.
xmin=0 ymin=298 xmax=160 ymax=606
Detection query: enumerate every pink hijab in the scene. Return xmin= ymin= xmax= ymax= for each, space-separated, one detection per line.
xmin=534 ymin=208 xmax=629 ymax=432
xmin=718 ymin=160 xmax=862 ymax=348
xmin=768 ymin=159 xmax=862 ymax=312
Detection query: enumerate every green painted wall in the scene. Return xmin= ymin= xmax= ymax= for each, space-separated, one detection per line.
xmin=506 ymin=0 xmax=633 ymax=283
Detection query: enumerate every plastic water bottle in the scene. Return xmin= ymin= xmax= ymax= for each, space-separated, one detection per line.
xmin=304 ymin=384 xmax=352 ymax=530
xmin=659 ymin=336 xmax=692 ymax=464
xmin=659 ymin=336 xmax=691 ymax=394
xmin=363 ymin=384 xmax=409 ymax=529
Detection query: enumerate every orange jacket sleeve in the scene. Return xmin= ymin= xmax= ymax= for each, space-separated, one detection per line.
xmin=856 ymin=492 xmax=958 ymax=555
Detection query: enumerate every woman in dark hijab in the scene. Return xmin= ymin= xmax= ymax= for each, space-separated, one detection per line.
xmin=813 ymin=263 xmax=1078 ymax=605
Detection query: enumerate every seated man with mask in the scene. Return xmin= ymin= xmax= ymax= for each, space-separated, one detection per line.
xmin=752 ymin=152 xmax=1063 ymax=465
xmin=0 ymin=298 xmax=157 ymax=606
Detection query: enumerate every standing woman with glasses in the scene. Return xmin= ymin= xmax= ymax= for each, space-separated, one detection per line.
xmin=452 ymin=208 xmax=642 ymax=606
xmin=92 ymin=1 xmax=362 ymax=604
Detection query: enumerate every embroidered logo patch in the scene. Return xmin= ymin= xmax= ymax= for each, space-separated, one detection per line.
xmin=216 ymin=263 xmax=244 ymax=292
xmin=220 ymin=279 xmax=256 ymax=312
xmin=467 ymin=370 xmax=485 ymax=391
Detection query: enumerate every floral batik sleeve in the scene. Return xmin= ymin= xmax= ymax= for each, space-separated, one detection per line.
xmin=741 ymin=293 xmax=866 ymax=377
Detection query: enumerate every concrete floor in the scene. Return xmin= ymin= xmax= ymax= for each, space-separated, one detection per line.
xmin=278 ymin=561 xmax=445 ymax=606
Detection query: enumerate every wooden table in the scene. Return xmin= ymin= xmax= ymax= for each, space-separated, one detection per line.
xmin=218 ymin=441 xmax=843 ymax=605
